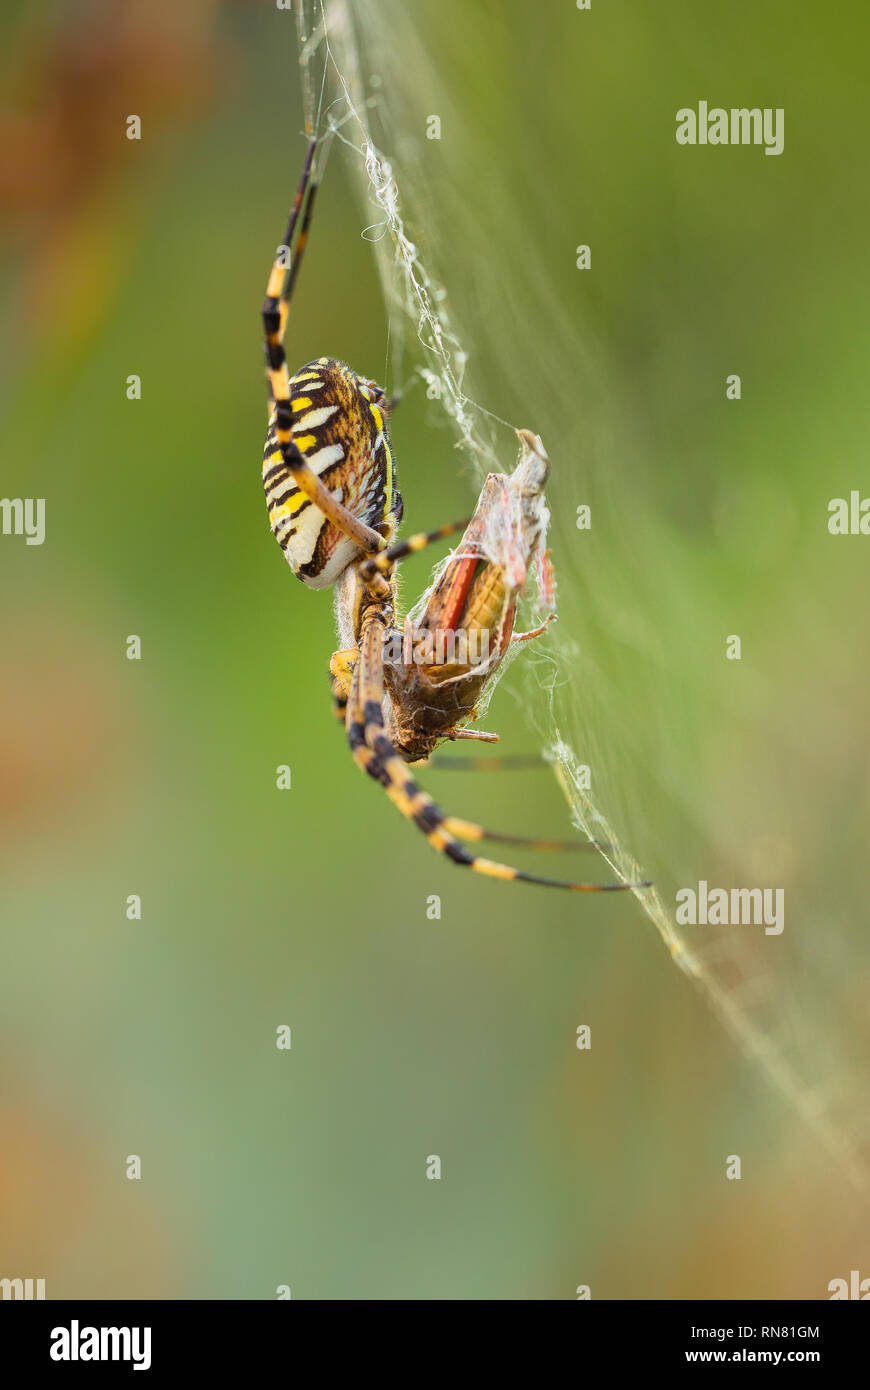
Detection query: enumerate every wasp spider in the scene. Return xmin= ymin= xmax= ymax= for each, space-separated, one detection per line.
xmin=261 ymin=138 xmax=648 ymax=893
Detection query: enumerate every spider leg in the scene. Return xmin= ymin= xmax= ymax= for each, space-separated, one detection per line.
xmin=278 ymin=176 xmax=318 ymax=337
xmin=329 ymin=648 xmax=358 ymax=723
xmin=262 ymin=138 xmax=385 ymax=556
xmin=427 ymin=822 xmax=609 ymax=854
xmin=267 ymin=137 xmax=317 ymax=385
xmin=346 ymin=613 xmax=649 ymax=891
xmin=426 ymin=754 xmax=546 ymax=771
xmin=331 ymin=681 xmax=348 ymax=724
xmin=359 ymin=517 xmax=472 ymax=580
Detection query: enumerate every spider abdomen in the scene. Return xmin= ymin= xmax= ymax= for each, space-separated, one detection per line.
xmin=262 ymin=356 xmax=398 ymax=588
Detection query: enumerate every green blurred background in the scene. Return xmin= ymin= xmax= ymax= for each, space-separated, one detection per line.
xmin=1 ymin=0 xmax=868 ymax=1298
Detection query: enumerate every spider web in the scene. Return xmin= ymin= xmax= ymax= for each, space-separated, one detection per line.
xmin=292 ymin=0 xmax=870 ymax=1197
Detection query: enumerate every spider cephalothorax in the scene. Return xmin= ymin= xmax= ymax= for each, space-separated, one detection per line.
xmin=259 ymin=135 xmax=649 ymax=893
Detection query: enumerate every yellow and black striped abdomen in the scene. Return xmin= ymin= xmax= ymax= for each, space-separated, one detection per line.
xmin=262 ymin=356 xmax=399 ymax=589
